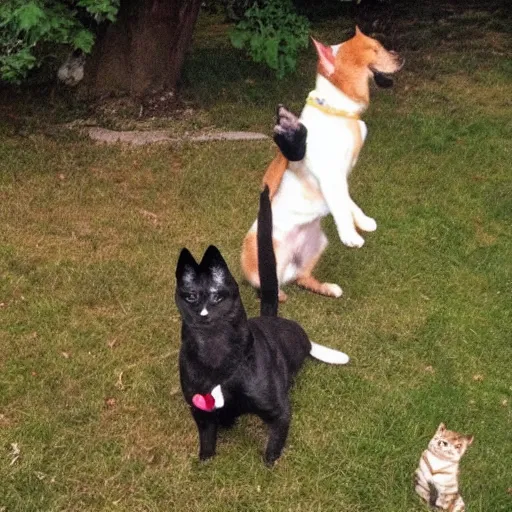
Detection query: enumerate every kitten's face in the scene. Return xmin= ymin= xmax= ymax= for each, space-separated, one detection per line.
xmin=175 ymin=246 xmax=241 ymax=324
xmin=428 ymin=423 xmax=473 ymax=462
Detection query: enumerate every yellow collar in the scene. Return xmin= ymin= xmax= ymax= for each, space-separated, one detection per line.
xmin=306 ymin=94 xmax=361 ymax=120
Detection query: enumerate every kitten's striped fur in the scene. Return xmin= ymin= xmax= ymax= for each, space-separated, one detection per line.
xmin=415 ymin=423 xmax=473 ymax=511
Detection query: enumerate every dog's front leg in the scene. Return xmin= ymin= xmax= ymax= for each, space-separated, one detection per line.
xmin=349 ymin=197 xmax=377 ymax=233
xmin=273 ymin=105 xmax=307 ymax=162
xmin=317 ymin=170 xmax=365 ymax=248
xmin=192 ymin=409 xmax=218 ymax=461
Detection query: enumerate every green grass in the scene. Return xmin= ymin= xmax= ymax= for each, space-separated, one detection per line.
xmin=1 ymin=2 xmax=511 ymax=511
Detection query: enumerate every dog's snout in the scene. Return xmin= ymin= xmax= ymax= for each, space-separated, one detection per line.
xmin=391 ymin=51 xmax=405 ymax=69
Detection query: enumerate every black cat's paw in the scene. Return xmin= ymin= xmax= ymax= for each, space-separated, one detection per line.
xmin=263 ymin=453 xmax=280 ymax=467
xmin=263 ymin=448 xmax=283 ymax=467
xmin=273 ymin=104 xmax=307 ymax=162
xmin=199 ymin=449 xmax=216 ymax=461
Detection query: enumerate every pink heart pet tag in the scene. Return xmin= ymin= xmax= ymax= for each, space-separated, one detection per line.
xmin=192 ymin=393 xmax=215 ymax=412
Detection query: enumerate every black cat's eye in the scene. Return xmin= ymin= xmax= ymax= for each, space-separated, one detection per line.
xmin=184 ymin=293 xmax=198 ymax=303
xmin=210 ymin=292 xmax=223 ymax=304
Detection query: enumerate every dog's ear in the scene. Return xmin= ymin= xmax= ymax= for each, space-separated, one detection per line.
xmin=311 ymin=37 xmax=335 ymax=77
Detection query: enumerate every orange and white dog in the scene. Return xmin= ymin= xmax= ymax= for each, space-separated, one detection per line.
xmin=241 ymin=27 xmax=403 ymax=300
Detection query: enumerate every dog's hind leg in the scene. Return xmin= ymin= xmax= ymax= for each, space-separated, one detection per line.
xmin=295 ymin=221 xmax=342 ymax=298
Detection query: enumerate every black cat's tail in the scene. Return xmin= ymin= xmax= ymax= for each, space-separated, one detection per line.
xmin=257 ymin=185 xmax=279 ymax=317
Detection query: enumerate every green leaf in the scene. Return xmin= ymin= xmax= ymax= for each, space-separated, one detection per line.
xmin=14 ymin=2 xmax=45 ymax=31
xmin=72 ymin=28 xmax=94 ymax=53
xmin=229 ymin=28 xmax=249 ymax=49
xmin=230 ymin=0 xmax=310 ymax=78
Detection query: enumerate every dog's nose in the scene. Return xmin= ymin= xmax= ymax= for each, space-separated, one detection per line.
xmin=390 ymin=51 xmax=405 ymax=69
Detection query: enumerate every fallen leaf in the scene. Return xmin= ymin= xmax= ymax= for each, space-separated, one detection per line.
xmin=104 ymin=397 xmax=116 ymax=408
xmin=115 ymin=371 xmax=124 ymax=390
xmin=139 ymin=208 xmax=158 ymax=225
xmin=9 ymin=443 xmax=20 ymax=466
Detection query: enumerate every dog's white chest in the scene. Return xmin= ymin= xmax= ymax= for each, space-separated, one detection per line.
xmin=301 ymin=108 xmax=367 ymax=176
xmin=271 ymin=170 xmax=329 ymax=233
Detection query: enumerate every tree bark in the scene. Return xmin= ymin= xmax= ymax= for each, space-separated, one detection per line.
xmin=84 ymin=0 xmax=202 ymax=98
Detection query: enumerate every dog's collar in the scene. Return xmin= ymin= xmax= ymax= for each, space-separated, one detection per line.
xmin=306 ymin=94 xmax=361 ymax=120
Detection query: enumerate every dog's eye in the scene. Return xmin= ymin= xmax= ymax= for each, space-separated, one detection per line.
xmin=184 ymin=293 xmax=198 ymax=303
xmin=210 ymin=292 xmax=223 ymax=304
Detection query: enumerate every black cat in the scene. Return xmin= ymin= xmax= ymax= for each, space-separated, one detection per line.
xmin=175 ymin=186 xmax=349 ymax=465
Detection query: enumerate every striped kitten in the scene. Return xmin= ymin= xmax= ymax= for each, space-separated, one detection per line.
xmin=415 ymin=423 xmax=473 ymax=511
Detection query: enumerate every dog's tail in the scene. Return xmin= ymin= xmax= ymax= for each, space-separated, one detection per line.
xmin=309 ymin=341 xmax=350 ymax=365
xmin=257 ymin=185 xmax=279 ymax=317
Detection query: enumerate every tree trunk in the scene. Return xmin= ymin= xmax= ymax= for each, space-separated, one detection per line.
xmin=84 ymin=0 xmax=202 ymax=98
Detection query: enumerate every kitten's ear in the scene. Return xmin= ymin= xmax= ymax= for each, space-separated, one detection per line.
xmin=176 ymin=248 xmax=199 ymax=283
xmin=465 ymin=435 xmax=474 ymax=446
xmin=200 ymin=245 xmax=233 ymax=284
xmin=201 ymin=245 xmax=227 ymax=268
xmin=436 ymin=423 xmax=446 ymax=434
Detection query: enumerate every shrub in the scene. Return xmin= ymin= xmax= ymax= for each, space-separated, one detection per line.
xmin=0 ymin=0 xmax=119 ymax=82
xmin=230 ymin=0 xmax=310 ymax=79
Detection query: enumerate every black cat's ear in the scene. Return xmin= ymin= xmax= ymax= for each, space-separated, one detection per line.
xmin=200 ymin=245 xmax=232 ymax=285
xmin=200 ymin=245 xmax=227 ymax=270
xmin=176 ymin=248 xmax=199 ymax=283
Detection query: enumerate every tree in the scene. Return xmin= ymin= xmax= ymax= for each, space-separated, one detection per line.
xmin=83 ymin=0 xmax=203 ymax=97
xmin=0 ymin=0 xmax=309 ymax=98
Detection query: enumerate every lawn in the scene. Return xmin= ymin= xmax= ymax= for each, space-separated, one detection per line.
xmin=1 ymin=2 xmax=511 ymax=511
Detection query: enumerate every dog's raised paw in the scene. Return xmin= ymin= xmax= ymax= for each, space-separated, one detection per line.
xmin=341 ymin=231 xmax=365 ymax=248
xmin=273 ymin=104 xmax=307 ymax=162
xmin=357 ymin=216 xmax=377 ymax=232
